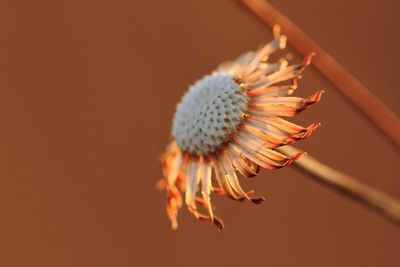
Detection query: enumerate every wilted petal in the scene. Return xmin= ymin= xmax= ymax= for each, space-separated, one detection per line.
xmin=237 ymin=36 xmax=287 ymax=78
xmin=201 ymin=160 xmax=214 ymax=221
xmin=227 ymin=145 xmax=260 ymax=178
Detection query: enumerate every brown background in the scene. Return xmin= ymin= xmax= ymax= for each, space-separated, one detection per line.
xmin=0 ymin=0 xmax=399 ymax=266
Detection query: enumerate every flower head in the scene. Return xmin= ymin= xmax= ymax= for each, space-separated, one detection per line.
xmin=157 ymin=29 xmax=322 ymax=230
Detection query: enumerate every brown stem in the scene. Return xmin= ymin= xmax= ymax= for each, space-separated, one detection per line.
xmin=278 ymin=146 xmax=400 ymax=226
xmin=239 ymin=0 xmax=400 ymax=148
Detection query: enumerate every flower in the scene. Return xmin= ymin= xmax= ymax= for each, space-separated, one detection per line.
xmin=157 ymin=28 xmax=322 ymax=230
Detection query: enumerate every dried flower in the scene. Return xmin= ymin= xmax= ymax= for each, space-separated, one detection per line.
xmin=157 ymin=29 xmax=322 ymax=230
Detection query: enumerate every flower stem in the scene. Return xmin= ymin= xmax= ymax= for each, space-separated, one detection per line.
xmin=239 ymin=0 xmax=400 ymax=148
xmin=278 ymin=145 xmax=400 ymax=226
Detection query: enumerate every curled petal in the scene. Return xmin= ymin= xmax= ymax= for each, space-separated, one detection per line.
xmin=245 ymin=114 xmax=321 ymax=144
xmin=233 ymin=133 xmax=297 ymax=170
xmin=248 ymin=90 xmax=323 ymax=117
xmin=241 ymin=58 xmax=288 ymax=84
xmin=244 ymin=52 xmax=314 ymax=89
xmin=186 ymin=201 xmax=225 ymax=230
xmin=237 ymin=35 xmax=287 ymax=79
xmin=185 ymin=158 xmax=201 ymax=210
xmin=201 ymin=160 xmax=214 ymax=222
xmin=213 ymin=157 xmax=263 ymax=204
xmin=166 ymin=185 xmax=182 ymax=230
xmin=241 ymin=119 xmax=287 ymax=148
xmin=247 ymin=78 xmax=298 ymax=97
xmin=220 ymin=152 xmax=250 ymax=200
xmin=219 ymin=151 xmax=264 ymax=204
xmin=250 ymin=113 xmax=305 ymax=133
xmin=284 ymin=122 xmax=321 ymax=143
xmin=227 ymin=145 xmax=260 ymax=178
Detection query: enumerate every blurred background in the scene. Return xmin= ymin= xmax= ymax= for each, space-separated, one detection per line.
xmin=0 ymin=0 xmax=399 ymax=266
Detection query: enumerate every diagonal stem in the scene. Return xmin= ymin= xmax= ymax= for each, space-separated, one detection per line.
xmin=278 ymin=145 xmax=400 ymax=226
xmin=239 ymin=0 xmax=400 ymax=148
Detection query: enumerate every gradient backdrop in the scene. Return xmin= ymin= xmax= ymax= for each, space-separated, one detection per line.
xmin=0 ymin=0 xmax=399 ymax=266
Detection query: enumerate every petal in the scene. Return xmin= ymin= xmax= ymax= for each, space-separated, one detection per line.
xmin=167 ymin=150 xmax=183 ymax=186
xmin=213 ymin=160 xmax=242 ymax=201
xmin=238 ymin=36 xmax=287 ymax=78
xmin=166 ymin=185 xmax=182 ymax=230
xmin=216 ymin=152 xmax=264 ymax=204
xmin=244 ymin=114 xmax=321 ymax=143
xmin=160 ymin=141 xmax=184 ymax=188
xmin=185 ymin=158 xmax=201 ymax=210
xmin=251 ymin=114 xmax=305 ymax=133
xmin=248 ymin=90 xmax=323 ymax=117
xmin=245 ymin=53 xmax=314 ymax=89
xmin=247 ymin=78 xmax=297 ymax=97
xmin=219 ymin=151 xmax=255 ymax=202
xmin=233 ymin=132 xmax=302 ymax=170
xmin=226 ymin=143 xmax=260 ymax=178
xmin=201 ymin=160 xmax=214 ymax=221
xmin=241 ymin=59 xmax=289 ymax=84
xmin=241 ymin=119 xmax=286 ymax=148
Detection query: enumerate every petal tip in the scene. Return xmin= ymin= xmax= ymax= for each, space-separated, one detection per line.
xmin=273 ymin=24 xmax=281 ymax=39
xmin=171 ymin=221 xmax=178 ymax=230
xmin=251 ymin=197 xmax=266 ymax=204
xmin=214 ymin=218 xmax=225 ymax=231
xmin=303 ymin=52 xmax=315 ymax=66
xmin=307 ymin=90 xmax=324 ymax=103
xmin=291 ymin=152 xmax=306 ymax=160
xmin=308 ymin=122 xmax=321 ymax=131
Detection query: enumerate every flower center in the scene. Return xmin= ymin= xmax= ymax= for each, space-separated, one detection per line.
xmin=172 ymin=73 xmax=248 ymax=155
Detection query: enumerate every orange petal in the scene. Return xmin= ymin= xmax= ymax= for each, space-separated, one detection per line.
xmin=201 ymin=160 xmax=214 ymax=222
xmin=233 ymin=134 xmax=294 ymax=170
xmin=237 ymin=36 xmax=287 ymax=78
xmin=227 ymin=145 xmax=260 ymax=178
xmin=184 ymin=158 xmax=200 ymax=210
xmin=248 ymin=90 xmax=323 ymax=117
